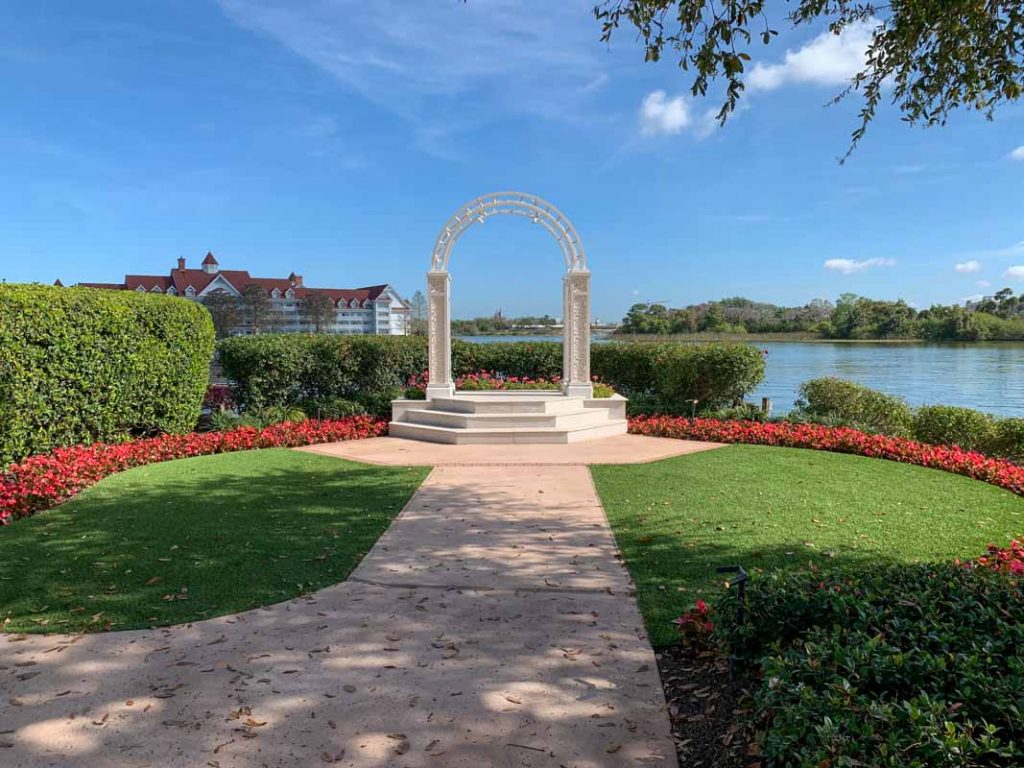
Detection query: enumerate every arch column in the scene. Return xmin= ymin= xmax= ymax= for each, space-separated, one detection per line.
xmin=426 ymin=270 xmax=454 ymax=399
xmin=563 ymin=270 xmax=593 ymax=398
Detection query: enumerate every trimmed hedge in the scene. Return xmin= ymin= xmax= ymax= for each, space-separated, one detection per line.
xmin=791 ymin=378 xmax=1024 ymax=462
xmin=793 ymin=377 xmax=914 ymax=436
xmin=913 ymin=404 xmax=996 ymax=453
xmin=0 ymin=284 xmax=215 ymax=466
xmin=717 ymin=564 xmax=1024 ymax=766
xmin=217 ymin=335 xmax=766 ymax=416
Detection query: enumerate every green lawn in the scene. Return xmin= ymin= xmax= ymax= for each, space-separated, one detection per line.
xmin=592 ymin=445 xmax=1024 ymax=645
xmin=0 ymin=449 xmax=428 ymax=633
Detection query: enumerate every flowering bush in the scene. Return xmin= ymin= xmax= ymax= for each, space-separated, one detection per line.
xmin=457 ymin=371 xmax=562 ymax=391
xmin=202 ymin=384 xmax=235 ymax=411
xmin=969 ymin=539 xmax=1024 ymax=575
xmin=0 ymin=416 xmax=387 ymax=526
xmin=629 ymin=416 xmax=1024 ymax=498
xmin=673 ymin=598 xmax=715 ymax=653
xmin=403 ymin=370 xmax=614 ymax=398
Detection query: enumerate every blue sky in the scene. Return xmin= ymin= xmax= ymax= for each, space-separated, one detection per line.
xmin=2 ymin=0 xmax=1023 ymax=321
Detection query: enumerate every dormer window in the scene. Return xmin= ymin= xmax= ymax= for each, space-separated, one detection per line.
xmin=151 ymin=286 xmax=162 ymax=293
xmin=351 ymin=299 xmax=360 ymax=308
xmin=185 ymin=286 xmax=196 ymax=297
xmin=362 ymin=299 xmax=372 ymax=308
xmin=135 ymin=285 xmax=146 ymax=292
xmin=166 ymin=287 xmax=177 ymax=295
xmin=271 ymin=288 xmax=281 ymax=299
xmin=285 ymin=288 xmax=295 ymax=299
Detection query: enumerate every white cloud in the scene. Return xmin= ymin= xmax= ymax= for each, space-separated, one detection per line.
xmin=824 ymin=257 xmax=895 ymax=275
xmin=1005 ymin=266 xmax=1024 ymax=280
xmin=216 ymin=0 xmax=607 ymax=156
xmin=1009 ymin=146 xmax=1024 ymax=161
xmin=748 ymin=21 xmax=874 ymax=92
xmin=954 ymin=260 xmax=981 ymax=274
xmin=638 ymin=92 xmax=721 ymax=138
xmin=639 ymin=91 xmax=691 ymax=136
xmin=977 ymin=280 xmax=991 ymax=288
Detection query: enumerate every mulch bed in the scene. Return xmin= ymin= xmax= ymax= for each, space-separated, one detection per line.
xmin=654 ymin=645 xmax=763 ymax=767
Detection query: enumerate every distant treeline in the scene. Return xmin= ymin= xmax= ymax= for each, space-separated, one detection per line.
xmin=618 ymin=290 xmax=1024 ymax=341
xmin=451 ymin=314 xmax=559 ymax=335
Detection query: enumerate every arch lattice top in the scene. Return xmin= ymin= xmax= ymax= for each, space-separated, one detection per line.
xmin=430 ymin=191 xmax=587 ymax=273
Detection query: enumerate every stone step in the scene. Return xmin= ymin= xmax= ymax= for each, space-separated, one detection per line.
xmin=427 ymin=393 xmax=585 ymax=415
xmin=388 ymin=419 xmax=630 ymax=445
xmin=401 ymin=407 xmax=611 ymax=430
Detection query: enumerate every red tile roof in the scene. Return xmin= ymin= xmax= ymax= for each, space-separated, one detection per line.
xmin=75 ymin=258 xmax=402 ymax=308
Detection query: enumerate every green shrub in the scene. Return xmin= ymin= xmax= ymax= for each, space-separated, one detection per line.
xmin=718 ymin=564 xmax=1024 ymax=767
xmin=297 ymin=397 xmax=366 ymax=420
xmin=793 ymin=377 xmax=914 ymax=436
xmin=209 ymin=405 xmax=307 ymax=432
xmin=452 ymin=340 xmax=562 ymax=379
xmin=355 ymin=387 xmax=404 ymax=420
xmin=703 ymin=402 xmax=768 ymax=421
xmin=591 ymin=342 xmax=666 ymax=396
xmin=991 ymin=418 xmax=1024 ymax=463
xmin=0 ymin=284 xmax=214 ymax=465
xmin=653 ymin=343 xmax=767 ymax=411
xmin=219 ymin=336 xmax=764 ymax=415
xmin=218 ymin=334 xmax=427 ymax=409
xmin=913 ymin=404 xmax=996 ymax=452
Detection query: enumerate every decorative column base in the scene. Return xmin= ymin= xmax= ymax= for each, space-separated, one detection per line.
xmin=563 ymin=382 xmax=594 ymax=399
xmin=426 ymin=383 xmax=455 ymax=400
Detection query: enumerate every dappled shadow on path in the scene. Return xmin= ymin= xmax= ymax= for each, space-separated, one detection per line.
xmin=0 ymin=465 xmax=677 ymax=767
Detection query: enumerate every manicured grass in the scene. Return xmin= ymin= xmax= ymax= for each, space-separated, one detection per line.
xmin=592 ymin=444 xmax=1024 ymax=645
xmin=0 ymin=449 xmax=428 ymax=633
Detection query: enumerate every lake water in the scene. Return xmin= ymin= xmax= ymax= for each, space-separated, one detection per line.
xmin=456 ymin=336 xmax=1024 ymax=416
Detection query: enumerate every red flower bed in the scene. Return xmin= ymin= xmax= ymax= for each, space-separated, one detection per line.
xmin=0 ymin=417 xmax=387 ymax=526
xmin=970 ymin=539 xmax=1024 ymax=575
xmin=629 ymin=416 xmax=1024 ymax=498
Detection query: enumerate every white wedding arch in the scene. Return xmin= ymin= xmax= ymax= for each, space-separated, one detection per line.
xmin=425 ymin=192 xmax=593 ymax=400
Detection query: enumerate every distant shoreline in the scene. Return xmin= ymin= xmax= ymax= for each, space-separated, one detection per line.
xmin=456 ymin=331 xmax=1024 ymax=345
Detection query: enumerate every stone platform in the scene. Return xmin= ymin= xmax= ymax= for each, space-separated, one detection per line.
xmin=389 ymin=391 xmax=628 ymax=444
xmin=297 ymin=433 xmax=723 ymax=466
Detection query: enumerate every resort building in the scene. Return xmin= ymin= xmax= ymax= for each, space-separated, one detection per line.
xmin=71 ymin=252 xmax=410 ymax=336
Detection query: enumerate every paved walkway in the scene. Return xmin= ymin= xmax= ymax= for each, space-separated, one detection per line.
xmin=2 ymin=436 xmax=721 ymax=767
xmin=296 ymin=433 xmax=721 ymax=466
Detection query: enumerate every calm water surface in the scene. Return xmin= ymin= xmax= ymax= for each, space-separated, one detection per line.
xmin=457 ymin=336 xmax=1024 ymax=417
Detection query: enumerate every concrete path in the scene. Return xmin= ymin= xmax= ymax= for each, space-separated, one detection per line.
xmin=296 ymin=433 xmax=721 ymax=466
xmin=2 ymin=437 xmax=721 ymax=767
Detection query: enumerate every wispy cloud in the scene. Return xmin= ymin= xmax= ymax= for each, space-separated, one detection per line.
xmin=748 ymin=21 xmax=874 ymax=92
xmin=955 ymin=241 xmax=1024 ymax=262
xmin=216 ymin=0 xmax=607 ymax=157
xmin=1009 ymin=146 xmax=1024 ymax=161
xmin=977 ymin=280 xmax=991 ymax=288
xmin=954 ymin=260 xmax=981 ymax=274
xmin=824 ymin=257 xmax=895 ymax=274
xmin=1006 ymin=266 xmax=1024 ymax=280
xmin=638 ymin=91 xmax=719 ymax=139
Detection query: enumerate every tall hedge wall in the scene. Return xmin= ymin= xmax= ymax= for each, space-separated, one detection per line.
xmin=217 ymin=335 xmax=766 ymax=414
xmin=0 ymin=284 xmax=215 ymax=466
